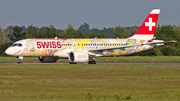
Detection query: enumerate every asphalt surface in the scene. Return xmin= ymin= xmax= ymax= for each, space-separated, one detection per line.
xmin=0 ymin=62 xmax=180 ymax=66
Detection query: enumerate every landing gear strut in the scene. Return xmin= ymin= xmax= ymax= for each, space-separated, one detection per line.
xmin=16 ymin=56 xmax=23 ymax=64
xmin=88 ymin=59 xmax=96 ymax=64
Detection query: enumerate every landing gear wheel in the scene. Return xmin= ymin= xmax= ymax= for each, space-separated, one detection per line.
xmin=17 ymin=62 xmax=22 ymax=64
xmin=16 ymin=56 xmax=23 ymax=64
xmin=88 ymin=60 xmax=96 ymax=64
xmin=92 ymin=60 xmax=96 ymax=64
xmin=88 ymin=61 xmax=92 ymax=64
xmin=69 ymin=62 xmax=77 ymax=64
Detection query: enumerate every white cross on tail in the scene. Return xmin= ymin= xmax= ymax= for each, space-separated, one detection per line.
xmin=145 ymin=18 xmax=155 ymax=31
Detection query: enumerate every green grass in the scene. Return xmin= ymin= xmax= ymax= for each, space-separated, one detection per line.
xmin=0 ymin=64 xmax=180 ymax=100
xmin=1 ymin=56 xmax=180 ymax=62
xmin=97 ymin=56 xmax=180 ymax=62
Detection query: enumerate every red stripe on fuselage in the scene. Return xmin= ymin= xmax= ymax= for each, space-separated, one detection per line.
xmin=12 ymin=50 xmax=22 ymax=56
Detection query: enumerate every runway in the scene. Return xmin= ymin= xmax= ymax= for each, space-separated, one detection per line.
xmin=1 ymin=62 xmax=180 ymax=66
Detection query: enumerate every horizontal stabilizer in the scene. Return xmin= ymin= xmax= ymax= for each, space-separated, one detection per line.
xmin=144 ymin=41 xmax=177 ymax=45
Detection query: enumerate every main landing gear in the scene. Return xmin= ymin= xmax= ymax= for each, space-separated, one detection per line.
xmin=69 ymin=62 xmax=77 ymax=64
xmin=16 ymin=56 xmax=23 ymax=64
xmin=88 ymin=59 xmax=96 ymax=64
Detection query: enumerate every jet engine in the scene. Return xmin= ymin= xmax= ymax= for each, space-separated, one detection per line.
xmin=69 ymin=52 xmax=89 ymax=63
xmin=38 ymin=57 xmax=59 ymax=63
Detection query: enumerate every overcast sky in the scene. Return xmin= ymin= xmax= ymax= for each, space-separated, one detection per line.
xmin=0 ymin=0 xmax=179 ymax=29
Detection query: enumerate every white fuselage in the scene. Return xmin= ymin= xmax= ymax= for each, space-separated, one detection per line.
xmin=5 ymin=38 xmax=163 ymax=58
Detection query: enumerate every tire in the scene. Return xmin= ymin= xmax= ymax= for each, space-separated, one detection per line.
xmin=69 ymin=62 xmax=77 ymax=64
xmin=88 ymin=60 xmax=96 ymax=64
xmin=92 ymin=60 xmax=96 ymax=64
xmin=88 ymin=61 xmax=92 ymax=64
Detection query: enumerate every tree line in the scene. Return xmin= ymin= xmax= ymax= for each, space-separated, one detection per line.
xmin=0 ymin=23 xmax=179 ymax=56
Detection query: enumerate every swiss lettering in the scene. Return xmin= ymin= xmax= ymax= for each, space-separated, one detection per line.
xmin=36 ymin=41 xmax=62 ymax=49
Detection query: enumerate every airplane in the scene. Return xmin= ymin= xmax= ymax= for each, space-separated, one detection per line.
xmin=5 ymin=9 xmax=176 ymax=64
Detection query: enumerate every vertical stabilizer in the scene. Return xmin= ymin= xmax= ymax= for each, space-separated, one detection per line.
xmin=128 ymin=9 xmax=160 ymax=40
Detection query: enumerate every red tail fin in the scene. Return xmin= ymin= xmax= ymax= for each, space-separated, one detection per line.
xmin=129 ymin=9 xmax=160 ymax=40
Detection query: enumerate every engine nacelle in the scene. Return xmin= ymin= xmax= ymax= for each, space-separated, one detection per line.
xmin=38 ymin=57 xmax=59 ymax=63
xmin=69 ymin=52 xmax=89 ymax=63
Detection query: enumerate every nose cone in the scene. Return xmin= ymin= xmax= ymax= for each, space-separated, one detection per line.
xmin=5 ymin=48 xmax=14 ymax=56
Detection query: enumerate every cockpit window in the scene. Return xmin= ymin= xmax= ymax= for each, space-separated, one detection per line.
xmin=11 ymin=43 xmax=17 ymax=47
xmin=10 ymin=43 xmax=22 ymax=47
xmin=17 ymin=44 xmax=22 ymax=47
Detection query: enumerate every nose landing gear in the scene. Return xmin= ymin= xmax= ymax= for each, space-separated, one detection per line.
xmin=16 ymin=56 xmax=23 ymax=64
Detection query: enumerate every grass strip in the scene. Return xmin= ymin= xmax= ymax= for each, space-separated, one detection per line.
xmin=0 ymin=64 xmax=179 ymax=100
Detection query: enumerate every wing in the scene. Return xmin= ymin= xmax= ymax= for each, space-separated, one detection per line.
xmin=88 ymin=41 xmax=177 ymax=52
xmin=88 ymin=44 xmax=142 ymax=52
